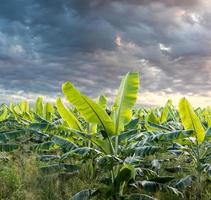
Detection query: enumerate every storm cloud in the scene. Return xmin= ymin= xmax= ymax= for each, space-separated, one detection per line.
xmin=0 ymin=0 xmax=210 ymax=106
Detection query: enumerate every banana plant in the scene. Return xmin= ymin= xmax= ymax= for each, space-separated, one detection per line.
xmin=110 ymin=72 xmax=140 ymax=155
xmin=35 ymin=97 xmax=44 ymax=117
xmin=0 ymin=104 xmax=9 ymax=122
xmin=55 ymin=73 xmax=141 ymax=199
xmin=178 ymin=98 xmax=210 ymax=198
xmin=57 ymin=73 xmax=140 ymax=156
xmin=145 ymin=100 xmax=175 ymax=131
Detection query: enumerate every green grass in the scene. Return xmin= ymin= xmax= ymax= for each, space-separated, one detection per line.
xmin=0 ymin=152 xmax=97 ymax=200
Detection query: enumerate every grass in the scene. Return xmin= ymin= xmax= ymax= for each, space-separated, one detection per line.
xmin=0 ymin=151 xmax=97 ymax=200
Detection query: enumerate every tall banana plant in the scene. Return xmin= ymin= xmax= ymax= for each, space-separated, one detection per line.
xmin=57 ymin=72 xmax=140 ymax=155
xmin=111 ymin=72 xmax=140 ymax=154
xmin=178 ymin=98 xmax=208 ymax=198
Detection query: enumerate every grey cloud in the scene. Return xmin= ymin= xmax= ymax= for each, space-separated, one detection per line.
xmin=0 ymin=0 xmax=210 ymax=104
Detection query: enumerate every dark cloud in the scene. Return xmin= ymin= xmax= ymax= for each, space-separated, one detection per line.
xmin=0 ymin=0 xmax=210 ymax=105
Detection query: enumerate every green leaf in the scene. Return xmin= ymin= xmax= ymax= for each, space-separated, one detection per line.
xmin=52 ymin=135 xmax=78 ymax=152
xmin=98 ymin=95 xmax=107 ymax=110
xmin=0 ymin=144 xmax=19 ymax=152
xmin=37 ymin=155 xmax=60 ymax=161
xmin=153 ymin=130 xmax=193 ymax=142
xmin=204 ymin=106 xmax=211 ymax=127
xmin=178 ymin=98 xmax=205 ymax=143
xmin=132 ymin=181 xmax=183 ymax=196
xmin=160 ymin=100 xmax=172 ymax=123
xmin=205 ymin=127 xmax=211 ymax=140
xmin=147 ymin=111 xmax=160 ymax=124
xmin=134 ymin=146 xmax=160 ymax=157
xmin=70 ymin=189 xmax=96 ymax=200
xmin=40 ymin=163 xmax=79 ymax=174
xmin=61 ymin=147 xmax=101 ymax=160
xmin=62 ymin=81 xmax=115 ymax=135
xmin=97 ymin=155 xmax=123 ymax=170
xmin=149 ymin=176 xmax=174 ymax=184
xmin=89 ymin=95 xmax=107 ymax=133
xmin=175 ymin=175 xmax=196 ymax=189
xmin=124 ymin=193 xmax=156 ymax=200
xmin=0 ymin=130 xmax=26 ymax=142
xmin=20 ymin=100 xmax=29 ymax=113
xmin=0 ymin=105 xmax=8 ymax=122
xmin=56 ymin=97 xmax=83 ymax=131
xmin=114 ymin=164 xmax=135 ymax=193
xmin=34 ymin=141 xmax=56 ymax=152
xmin=44 ymin=102 xmax=54 ymax=121
xmin=125 ymin=118 xmax=139 ymax=130
xmin=111 ymin=72 xmax=140 ymax=134
xmin=35 ymin=97 xmax=44 ymax=116
xmin=145 ymin=111 xmax=160 ymax=131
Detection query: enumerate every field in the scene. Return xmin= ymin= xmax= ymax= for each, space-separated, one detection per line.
xmin=0 ymin=72 xmax=210 ymax=200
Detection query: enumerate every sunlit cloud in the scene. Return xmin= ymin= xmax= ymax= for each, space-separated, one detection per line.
xmin=159 ymin=43 xmax=171 ymax=53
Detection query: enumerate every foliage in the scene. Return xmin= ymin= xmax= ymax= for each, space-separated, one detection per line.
xmin=0 ymin=72 xmax=210 ymax=200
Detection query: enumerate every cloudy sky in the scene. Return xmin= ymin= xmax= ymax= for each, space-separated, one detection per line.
xmin=0 ymin=0 xmax=210 ymax=106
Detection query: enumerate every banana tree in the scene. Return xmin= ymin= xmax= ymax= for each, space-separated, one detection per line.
xmin=111 ymin=72 xmax=140 ymax=155
xmin=58 ymin=72 xmax=140 ymax=155
xmin=55 ymin=72 xmax=140 ymax=198
xmin=178 ymin=98 xmax=210 ymax=198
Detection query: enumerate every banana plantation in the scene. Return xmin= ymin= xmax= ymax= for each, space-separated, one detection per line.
xmin=0 ymin=72 xmax=210 ymax=200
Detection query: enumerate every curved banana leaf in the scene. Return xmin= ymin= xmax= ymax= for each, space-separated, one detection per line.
xmin=123 ymin=193 xmax=156 ymax=200
xmin=0 ymin=144 xmax=19 ymax=152
xmin=62 ymin=81 xmax=115 ymax=135
xmin=61 ymin=147 xmax=101 ymax=160
xmin=97 ymin=155 xmax=123 ymax=170
xmin=56 ymin=97 xmax=83 ymax=131
xmin=20 ymin=100 xmax=29 ymax=113
xmin=145 ymin=111 xmax=161 ymax=131
xmin=0 ymin=130 xmax=26 ymax=142
xmin=44 ymin=102 xmax=54 ymax=121
xmin=152 ymin=130 xmax=193 ymax=142
xmin=175 ymin=175 xmax=196 ymax=189
xmin=114 ymin=164 xmax=135 ymax=192
xmin=37 ymin=155 xmax=60 ymax=161
xmin=111 ymin=72 xmax=140 ymax=134
xmin=160 ymin=99 xmax=172 ymax=123
xmin=35 ymin=97 xmax=44 ymax=116
xmin=40 ymin=163 xmax=79 ymax=174
xmin=0 ymin=105 xmax=9 ymax=122
xmin=89 ymin=95 xmax=107 ymax=133
xmin=134 ymin=146 xmax=161 ymax=157
xmin=132 ymin=181 xmax=183 ymax=197
xmin=98 ymin=95 xmax=107 ymax=110
xmin=52 ymin=135 xmax=78 ymax=152
xmin=204 ymin=106 xmax=211 ymax=127
xmin=70 ymin=189 xmax=96 ymax=200
xmin=149 ymin=176 xmax=174 ymax=184
xmin=205 ymin=127 xmax=211 ymax=141
xmin=33 ymin=141 xmax=56 ymax=152
xmin=178 ymin=98 xmax=205 ymax=143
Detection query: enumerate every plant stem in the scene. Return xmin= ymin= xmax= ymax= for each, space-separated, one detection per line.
xmin=195 ymin=141 xmax=202 ymax=200
xmin=115 ymin=136 xmax=118 ymax=156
